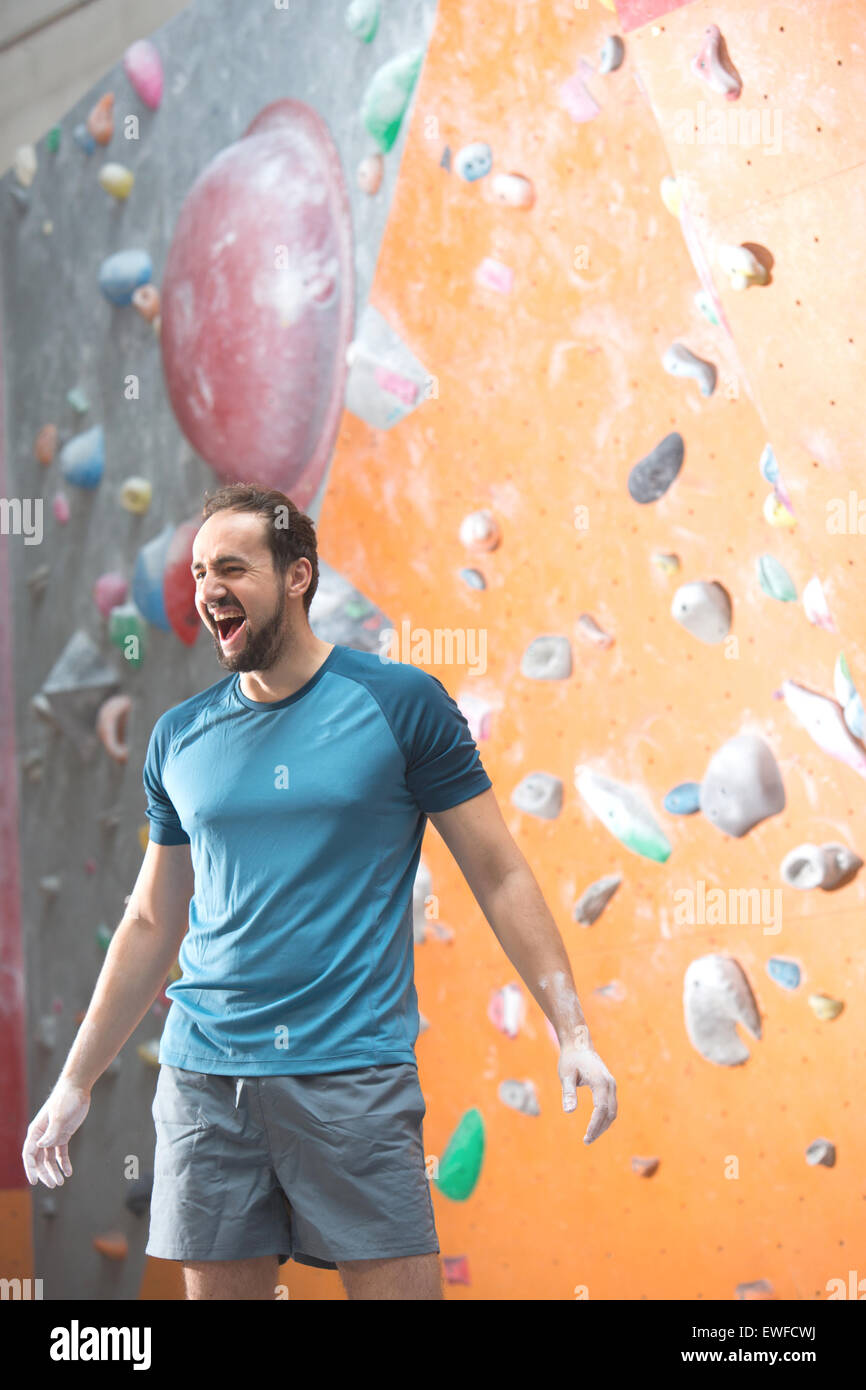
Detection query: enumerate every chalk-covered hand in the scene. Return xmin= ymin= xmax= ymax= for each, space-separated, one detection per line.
xmin=22 ymin=1080 xmax=91 ymax=1188
xmin=559 ymin=1033 xmax=617 ymax=1143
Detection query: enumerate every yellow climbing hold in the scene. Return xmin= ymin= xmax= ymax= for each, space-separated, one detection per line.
xmin=98 ymin=163 xmax=135 ymax=199
xmin=763 ymin=493 xmax=796 ymax=528
xmin=138 ymin=823 xmax=150 ymax=852
xmin=660 ymin=176 xmax=682 ymax=218
xmin=651 ymin=551 xmax=680 ymax=575
xmin=808 ymin=993 xmax=844 ymax=1021
xmin=168 ymin=958 xmax=182 ymax=983
xmin=120 ymin=476 xmax=153 ymax=514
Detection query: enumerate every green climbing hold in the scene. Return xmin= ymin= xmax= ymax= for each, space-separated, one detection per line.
xmin=46 ymin=126 xmax=61 ymax=153
xmin=108 ymin=602 xmax=147 ymax=668
xmin=434 ymin=1107 xmax=484 ymax=1201
xmin=757 ymin=554 xmax=797 ymax=602
xmin=96 ymin=923 xmax=113 ymax=951
xmin=361 ymin=48 xmax=424 ymax=153
xmin=345 ymin=0 xmax=380 ymax=42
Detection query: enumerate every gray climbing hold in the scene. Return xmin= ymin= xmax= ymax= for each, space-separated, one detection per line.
xmin=35 ymin=1014 xmax=58 ymax=1049
xmin=512 ymin=772 xmax=563 ymax=819
xmin=599 ymin=35 xmax=625 ymax=74
xmin=780 ymin=842 xmax=863 ymax=891
xmin=683 ymin=954 xmax=762 ymax=1065
xmin=735 ymin=1279 xmax=773 ymax=1300
xmin=39 ymin=875 xmax=62 ymax=897
xmin=124 ymin=1173 xmax=154 ymax=1216
xmin=21 ymin=750 xmax=44 ymax=782
xmin=26 ymin=564 xmax=51 ymax=598
xmin=521 ymin=635 xmax=572 ymax=680
xmin=627 ymin=432 xmax=684 ymax=503
xmin=671 ymin=580 xmax=732 ymax=644
xmin=631 ymin=1156 xmax=659 ymax=1177
xmin=575 ymin=767 xmax=672 ymax=862
xmin=38 ymin=629 xmax=121 ymax=760
xmin=573 ymin=873 xmax=622 ymax=926
xmin=662 ymin=342 xmax=717 ymax=396
xmin=805 ymin=1138 xmax=835 ymax=1167
xmin=766 ymin=957 xmax=800 ymax=990
xmin=699 ymin=734 xmax=786 ymax=837
xmin=308 ymin=559 xmax=393 ymax=652
xmin=498 ymin=1080 xmax=540 ymax=1116
xmin=345 ymin=304 xmax=431 ymax=430
xmin=576 ymin=614 xmax=614 ymax=648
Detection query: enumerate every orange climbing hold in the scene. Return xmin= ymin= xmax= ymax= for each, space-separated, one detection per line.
xmin=34 ymin=424 xmax=58 ymax=465
xmin=92 ymin=1231 xmax=129 ymax=1260
xmin=87 ymin=93 xmax=115 ymax=146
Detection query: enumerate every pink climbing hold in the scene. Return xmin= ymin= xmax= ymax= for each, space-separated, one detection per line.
xmin=692 ymin=24 xmax=742 ymax=101
xmin=560 ymin=58 xmax=601 ymax=123
xmin=52 ymin=493 xmax=70 ymax=524
xmin=442 ymin=1255 xmax=471 ymax=1285
xmin=93 ymin=572 xmax=128 ymax=617
xmin=123 ymin=40 xmax=164 ymax=110
xmin=97 ymin=694 xmax=132 ymax=763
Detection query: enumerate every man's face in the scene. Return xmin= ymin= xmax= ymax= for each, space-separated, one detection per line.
xmin=191 ymin=510 xmax=291 ymax=672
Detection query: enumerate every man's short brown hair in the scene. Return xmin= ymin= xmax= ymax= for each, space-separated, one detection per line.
xmin=201 ymin=483 xmax=319 ymax=616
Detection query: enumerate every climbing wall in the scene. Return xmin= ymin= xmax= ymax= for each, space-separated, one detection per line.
xmin=1 ymin=0 xmax=863 ymax=1303
xmin=315 ymin=0 xmax=866 ymax=1301
xmin=0 ymin=0 xmax=436 ymax=1301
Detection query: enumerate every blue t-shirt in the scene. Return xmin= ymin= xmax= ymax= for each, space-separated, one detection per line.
xmin=142 ymin=644 xmax=492 ymax=1075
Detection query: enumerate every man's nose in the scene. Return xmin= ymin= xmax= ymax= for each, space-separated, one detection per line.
xmin=199 ymin=575 xmax=228 ymax=605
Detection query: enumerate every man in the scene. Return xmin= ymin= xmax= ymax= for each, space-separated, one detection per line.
xmin=22 ymin=483 xmax=617 ymax=1301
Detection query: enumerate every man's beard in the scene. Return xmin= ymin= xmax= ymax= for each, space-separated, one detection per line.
xmin=211 ymin=585 xmax=288 ymax=672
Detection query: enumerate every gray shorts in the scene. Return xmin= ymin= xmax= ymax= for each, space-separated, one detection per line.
xmin=145 ymin=1061 xmax=439 ymax=1270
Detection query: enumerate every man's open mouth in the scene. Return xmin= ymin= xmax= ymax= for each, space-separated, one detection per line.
xmin=214 ymin=614 xmax=245 ymax=643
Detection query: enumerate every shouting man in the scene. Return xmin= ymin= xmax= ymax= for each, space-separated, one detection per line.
xmin=22 ymin=484 xmax=617 ymax=1300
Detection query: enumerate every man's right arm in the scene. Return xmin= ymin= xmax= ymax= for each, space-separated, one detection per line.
xmin=59 ymin=839 xmax=194 ymax=1093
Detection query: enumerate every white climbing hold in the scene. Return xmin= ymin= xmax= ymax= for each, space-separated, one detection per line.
xmin=717 ymin=243 xmax=768 ymax=290
xmin=683 ymin=954 xmax=761 ymax=1066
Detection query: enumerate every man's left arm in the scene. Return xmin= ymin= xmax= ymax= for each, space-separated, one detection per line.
xmin=428 ymin=788 xmax=617 ymax=1144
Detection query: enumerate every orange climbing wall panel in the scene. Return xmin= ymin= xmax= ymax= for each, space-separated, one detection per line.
xmin=278 ymin=0 xmax=865 ymax=1301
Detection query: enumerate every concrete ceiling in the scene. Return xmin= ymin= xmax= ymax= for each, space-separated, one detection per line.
xmin=0 ymin=0 xmax=190 ymax=173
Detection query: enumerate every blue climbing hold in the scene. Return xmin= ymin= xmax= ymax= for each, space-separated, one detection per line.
xmin=663 ymin=781 xmax=701 ymax=815
xmin=454 ymin=142 xmax=493 ymax=182
xmin=767 ymin=957 xmax=801 ymax=990
xmin=59 ymin=426 xmax=105 ymax=489
xmin=132 ymin=525 xmax=174 ymax=631
xmin=73 ymin=123 xmax=96 ymax=155
xmin=460 ymin=568 xmax=486 ymax=590
xmin=99 ymin=249 xmax=153 ymax=306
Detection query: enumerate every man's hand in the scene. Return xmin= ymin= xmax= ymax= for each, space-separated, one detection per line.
xmin=22 ymin=1080 xmax=91 ymax=1188
xmin=559 ymin=1034 xmax=617 ymax=1144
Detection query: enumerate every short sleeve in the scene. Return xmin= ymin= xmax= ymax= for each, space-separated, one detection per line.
xmin=405 ymin=674 xmax=492 ymax=814
xmin=143 ymin=718 xmax=191 ymax=846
